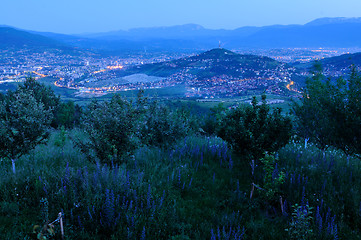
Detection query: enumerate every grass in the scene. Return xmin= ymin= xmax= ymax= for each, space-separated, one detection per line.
xmin=0 ymin=129 xmax=360 ymax=239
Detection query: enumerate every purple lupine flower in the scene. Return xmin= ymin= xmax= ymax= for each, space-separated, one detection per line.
xmin=131 ymin=216 xmax=135 ymax=229
xmin=236 ymin=180 xmax=240 ymax=195
xmin=159 ymin=190 xmax=165 ymax=209
xmin=333 ymin=224 xmax=338 ymax=240
xmin=88 ymin=206 xmax=93 ymax=220
xmin=126 ymin=171 xmax=130 ymax=189
xmin=229 ymin=156 xmax=233 ymax=170
xmin=65 ymin=162 xmax=70 ymax=179
xmin=320 ymin=198 xmax=324 ymax=210
xmin=316 ymin=206 xmax=322 ymax=233
xmin=283 ymin=199 xmax=288 ymax=216
xmin=114 ymin=213 xmax=121 ymax=226
xmin=78 ymin=216 xmax=83 ymax=229
xmin=178 ymin=169 xmax=181 ymax=187
xmin=188 ymin=177 xmax=193 ymax=188
xmin=147 ymin=184 xmax=151 ymax=209
xmin=211 ymin=229 xmax=216 ymax=240
xmin=104 ymin=188 xmax=115 ymax=226
xmin=127 ymin=227 xmax=131 ymax=239
xmin=152 ymin=199 xmax=156 ymax=210
xmin=325 ymin=208 xmax=331 ymax=226
xmin=43 ymin=185 xmax=48 ymax=195
xmin=141 ymin=226 xmax=146 ymax=240
xmin=297 ymin=174 xmax=301 ymax=185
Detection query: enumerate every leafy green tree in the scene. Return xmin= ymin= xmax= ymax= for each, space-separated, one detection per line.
xmin=55 ymin=101 xmax=82 ymax=128
xmin=0 ymin=90 xmax=52 ymax=174
xmin=293 ymin=65 xmax=361 ymax=156
xmin=16 ymin=77 xmax=60 ymax=127
xmin=78 ymin=95 xmax=141 ymax=164
xmin=218 ymin=95 xmax=292 ymax=159
xmin=202 ymin=103 xmax=226 ymax=135
xmin=139 ymin=101 xmax=190 ymax=148
xmin=285 ymin=204 xmax=314 ymax=240
xmin=344 ymin=67 xmax=361 ymax=154
xmin=259 ymin=153 xmax=285 ymax=202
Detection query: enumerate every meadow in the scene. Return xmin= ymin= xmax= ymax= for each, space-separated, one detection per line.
xmin=0 ymin=127 xmax=360 ymax=239
xmin=1 ymin=75 xmax=360 ymax=239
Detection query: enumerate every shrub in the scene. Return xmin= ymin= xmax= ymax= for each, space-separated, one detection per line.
xmin=139 ymin=101 xmax=191 ymax=148
xmin=293 ymin=65 xmax=361 ymax=156
xmin=285 ymin=203 xmax=314 ymax=240
xmin=0 ymin=89 xmax=52 ymax=174
xmin=218 ymin=94 xmax=292 ymax=159
xmin=78 ymin=95 xmax=141 ymax=164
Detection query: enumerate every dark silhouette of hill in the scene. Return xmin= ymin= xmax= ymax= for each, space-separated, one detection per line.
xmin=320 ymin=52 xmax=361 ymax=68
xmin=294 ymin=52 xmax=361 ymax=72
xmin=0 ymin=27 xmax=67 ymax=49
xmin=122 ymin=48 xmax=285 ymax=79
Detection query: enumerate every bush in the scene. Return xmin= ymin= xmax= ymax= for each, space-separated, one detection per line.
xmin=0 ymin=89 xmax=52 ymax=173
xmin=78 ymin=95 xmax=141 ymax=164
xmin=16 ymin=77 xmax=60 ymax=127
xmin=293 ymin=65 xmax=361 ymax=156
xmin=218 ymin=95 xmax=292 ymax=159
xmin=139 ymin=101 xmax=191 ymax=148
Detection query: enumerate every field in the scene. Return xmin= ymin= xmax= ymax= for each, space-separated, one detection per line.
xmin=0 ymin=129 xmax=360 ymax=239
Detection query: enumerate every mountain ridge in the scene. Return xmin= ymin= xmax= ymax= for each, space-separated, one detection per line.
xmin=3 ymin=17 xmax=361 ymax=52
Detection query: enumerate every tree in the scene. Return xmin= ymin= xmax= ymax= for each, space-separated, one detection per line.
xmin=16 ymin=77 xmax=60 ymax=127
xmin=218 ymin=95 xmax=292 ymax=159
xmin=55 ymin=101 xmax=82 ymax=128
xmin=0 ymin=90 xmax=52 ymax=174
xmin=293 ymin=65 xmax=361 ymax=156
xmin=202 ymin=103 xmax=226 ymax=135
xmin=78 ymin=95 xmax=141 ymax=164
xmin=139 ymin=101 xmax=190 ymax=148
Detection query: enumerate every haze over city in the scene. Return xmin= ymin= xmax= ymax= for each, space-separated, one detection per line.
xmin=1 ymin=0 xmax=361 ymax=34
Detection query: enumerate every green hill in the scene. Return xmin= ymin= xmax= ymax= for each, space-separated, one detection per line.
xmin=294 ymin=52 xmax=361 ymax=72
xmin=0 ymin=27 xmax=67 ymax=49
xmin=122 ymin=48 xmax=285 ymax=79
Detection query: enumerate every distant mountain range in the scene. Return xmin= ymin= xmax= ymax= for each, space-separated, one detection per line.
xmin=76 ymin=17 xmax=361 ymax=49
xmin=0 ymin=27 xmax=65 ymax=49
xmin=2 ymin=17 xmax=361 ymax=52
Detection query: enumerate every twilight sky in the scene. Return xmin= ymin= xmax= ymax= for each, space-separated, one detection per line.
xmin=1 ymin=0 xmax=361 ymax=34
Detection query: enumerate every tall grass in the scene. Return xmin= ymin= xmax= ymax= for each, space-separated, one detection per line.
xmin=1 ymin=130 xmax=361 ymax=239
xmin=278 ymin=141 xmax=361 ymax=239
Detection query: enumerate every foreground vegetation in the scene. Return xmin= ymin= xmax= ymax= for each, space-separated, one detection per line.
xmin=1 ymin=70 xmax=361 ymax=239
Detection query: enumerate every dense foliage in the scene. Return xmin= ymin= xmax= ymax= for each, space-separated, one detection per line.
xmin=293 ymin=65 xmax=361 ymax=156
xmin=0 ymin=88 xmax=52 ymax=173
xmin=78 ymin=95 xmax=141 ymax=164
xmin=139 ymin=101 xmax=191 ymax=148
xmin=1 ymin=69 xmax=361 ymax=239
xmin=16 ymin=77 xmax=60 ymax=127
xmin=218 ymin=95 xmax=293 ymax=159
xmin=78 ymin=93 xmax=193 ymax=164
